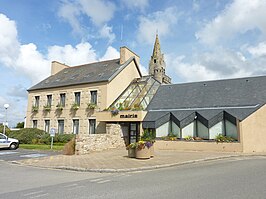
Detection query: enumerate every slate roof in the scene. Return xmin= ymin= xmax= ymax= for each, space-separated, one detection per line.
xmin=28 ymin=57 xmax=138 ymax=91
xmin=143 ymin=75 xmax=266 ymax=128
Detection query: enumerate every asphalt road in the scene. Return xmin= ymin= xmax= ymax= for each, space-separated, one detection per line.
xmin=0 ymin=148 xmax=60 ymax=161
xmin=0 ymin=156 xmax=266 ymax=199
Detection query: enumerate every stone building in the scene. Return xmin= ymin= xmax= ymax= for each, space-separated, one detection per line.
xmin=26 ymin=35 xmax=266 ymax=154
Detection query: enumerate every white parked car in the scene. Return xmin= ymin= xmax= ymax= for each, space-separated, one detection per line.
xmin=0 ymin=133 xmax=19 ymax=150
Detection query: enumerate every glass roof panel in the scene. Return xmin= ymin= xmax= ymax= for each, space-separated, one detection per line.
xmin=109 ymin=76 xmax=160 ymax=110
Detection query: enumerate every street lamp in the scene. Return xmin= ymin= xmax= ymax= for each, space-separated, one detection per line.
xmin=3 ymin=104 xmax=9 ymax=135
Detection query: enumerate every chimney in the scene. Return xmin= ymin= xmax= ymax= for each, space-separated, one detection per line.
xmin=120 ymin=46 xmax=140 ymax=65
xmin=51 ymin=61 xmax=69 ymax=75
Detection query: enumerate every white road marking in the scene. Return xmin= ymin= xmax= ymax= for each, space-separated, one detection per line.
xmin=97 ymin=180 xmax=111 ymax=184
xmin=63 ymin=183 xmax=78 ymax=188
xmin=68 ymin=185 xmax=85 ymax=190
xmin=0 ymin=151 xmax=18 ymax=155
xmin=90 ymin=178 xmax=104 ymax=182
xmin=20 ymin=154 xmax=47 ymax=158
xmin=30 ymin=193 xmax=49 ymax=198
xmin=23 ymin=191 xmax=44 ymax=196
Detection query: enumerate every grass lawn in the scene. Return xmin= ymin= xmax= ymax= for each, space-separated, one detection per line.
xmin=20 ymin=144 xmax=64 ymax=151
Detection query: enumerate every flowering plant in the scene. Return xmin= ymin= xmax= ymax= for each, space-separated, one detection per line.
xmin=136 ymin=140 xmax=153 ymax=150
xmin=87 ymin=103 xmax=97 ymax=109
xmin=111 ymin=108 xmax=119 ymax=116
xmin=126 ymin=142 xmax=137 ymax=150
xmin=71 ymin=103 xmax=79 ymax=110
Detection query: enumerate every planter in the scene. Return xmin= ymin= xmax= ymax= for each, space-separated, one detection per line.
xmin=136 ymin=147 xmax=150 ymax=159
xmin=128 ymin=148 xmax=136 ymax=158
xmin=150 ymin=145 xmax=154 ymax=158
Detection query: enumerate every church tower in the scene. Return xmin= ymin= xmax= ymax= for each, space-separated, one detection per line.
xmin=149 ymin=34 xmax=171 ymax=84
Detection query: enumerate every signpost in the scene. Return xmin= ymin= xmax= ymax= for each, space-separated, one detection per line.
xmin=50 ymin=128 xmax=56 ymax=149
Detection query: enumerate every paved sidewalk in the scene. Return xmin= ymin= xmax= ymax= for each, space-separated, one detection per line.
xmin=12 ymin=148 xmax=248 ymax=172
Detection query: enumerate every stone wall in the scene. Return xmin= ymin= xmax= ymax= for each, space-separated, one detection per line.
xmin=75 ymin=123 xmax=126 ymax=155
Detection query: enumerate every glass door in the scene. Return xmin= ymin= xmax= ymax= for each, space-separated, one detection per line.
xmin=129 ymin=123 xmax=139 ymax=144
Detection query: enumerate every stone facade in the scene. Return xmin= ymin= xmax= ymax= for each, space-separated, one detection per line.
xmin=75 ymin=123 xmax=126 ymax=155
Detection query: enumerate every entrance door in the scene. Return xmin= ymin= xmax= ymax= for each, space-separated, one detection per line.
xmin=129 ymin=123 xmax=139 ymax=144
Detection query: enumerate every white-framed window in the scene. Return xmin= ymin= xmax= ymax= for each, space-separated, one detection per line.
xmin=47 ymin=95 xmax=52 ymax=106
xmin=74 ymin=92 xmax=81 ymax=106
xmin=89 ymin=119 xmax=96 ymax=134
xmin=90 ymin=90 xmax=97 ymax=105
xmin=34 ymin=96 xmax=40 ymax=107
xmin=60 ymin=93 xmax=66 ymax=107
xmin=73 ymin=119 xmax=79 ymax=134
xmin=44 ymin=120 xmax=50 ymax=133
xmin=33 ymin=120 xmax=38 ymax=128
xmin=58 ymin=120 xmax=64 ymax=134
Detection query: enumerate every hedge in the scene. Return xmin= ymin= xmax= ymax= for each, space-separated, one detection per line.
xmin=6 ymin=128 xmax=75 ymax=144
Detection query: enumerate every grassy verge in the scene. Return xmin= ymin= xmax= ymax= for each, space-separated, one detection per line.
xmin=19 ymin=144 xmax=64 ymax=151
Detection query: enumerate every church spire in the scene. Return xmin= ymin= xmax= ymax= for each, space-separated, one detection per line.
xmin=149 ymin=34 xmax=171 ymax=84
xmin=152 ymin=34 xmax=162 ymax=58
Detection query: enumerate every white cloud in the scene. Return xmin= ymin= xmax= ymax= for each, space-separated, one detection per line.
xmin=16 ymin=44 xmax=50 ymax=84
xmin=166 ymin=48 xmax=260 ymax=83
xmin=58 ymin=1 xmax=82 ymax=34
xmin=100 ymin=46 xmax=119 ymax=61
xmin=247 ymin=42 xmax=266 ymax=57
xmin=196 ymin=0 xmax=266 ymax=45
xmin=58 ymin=0 xmax=116 ymax=42
xmin=79 ymin=0 xmax=115 ymax=26
xmin=167 ymin=55 xmax=220 ymax=82
xmin=0 ymin=14 xmax=20 ymax=66
xmin=0 ymin=13 xmax=120 ymax=85
xmin=137 ymin=7 xmax=180 ymax=44
xmin=48 ymin=42 xmax=97 ymax=66
xmin=121 ymin=0 xmax=149 ymax=11
xmin=99 ymin=24 xmax=116 ymax=44
xmin=138 ymin=64 xmax=148 ymax=76
xmin=7 ymin=85 xmax=27 ymax=99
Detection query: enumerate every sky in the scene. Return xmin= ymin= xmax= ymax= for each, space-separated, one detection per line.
xmin=1 ymin=0 xmax=266 ymax=127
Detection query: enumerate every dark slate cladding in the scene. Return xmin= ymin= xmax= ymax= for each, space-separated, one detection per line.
xmin=208 ymin=111 xmax=224 ymax=128
xmin=155 ymin=113 xmax=171 ymax=129
xmin=224 ymin=111 xmax=237 ymax=125
xmin=142 ymin=111 xmax=169 ymax=128
xmin=224 ymin=108 xmax=258 ymax=121
xmin=143 ymin=75 xmax=266 ymax=128
xmin=147 ymin=75 xmax=266 ymax=111
xmin=179 ymin=112 xmax=196 ymax=128
xmin=28 ymin=59 xmax=121 ymax=91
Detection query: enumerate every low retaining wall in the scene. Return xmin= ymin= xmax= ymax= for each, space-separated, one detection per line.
xmin=75 ymin=124 xmax=125 ymax=155
xmin=154 ymin=140 xmax=243 ymax=152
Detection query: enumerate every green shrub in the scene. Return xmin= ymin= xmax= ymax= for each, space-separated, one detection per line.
xmin=141 ymin=129 xmax=156 ymax=142
xmin=7 ymin=128 xmax=75 ymax=144
xmin=7 ymin=128 xmax=47 ymax=144
xmin=54 ymin=134 xmax=75 ymax=143
xmin=215 ymin=134 xmax=236 ymax=143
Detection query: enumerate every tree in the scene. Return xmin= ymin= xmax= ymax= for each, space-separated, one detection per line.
xmin=0 ymin=125 xmax=11 ymax=135
xmin=16 ymin=122 xmax=24 ymax=128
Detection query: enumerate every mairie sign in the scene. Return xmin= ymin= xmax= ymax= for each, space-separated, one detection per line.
xmin=120 ymin=114 xmax=138 ymax=118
